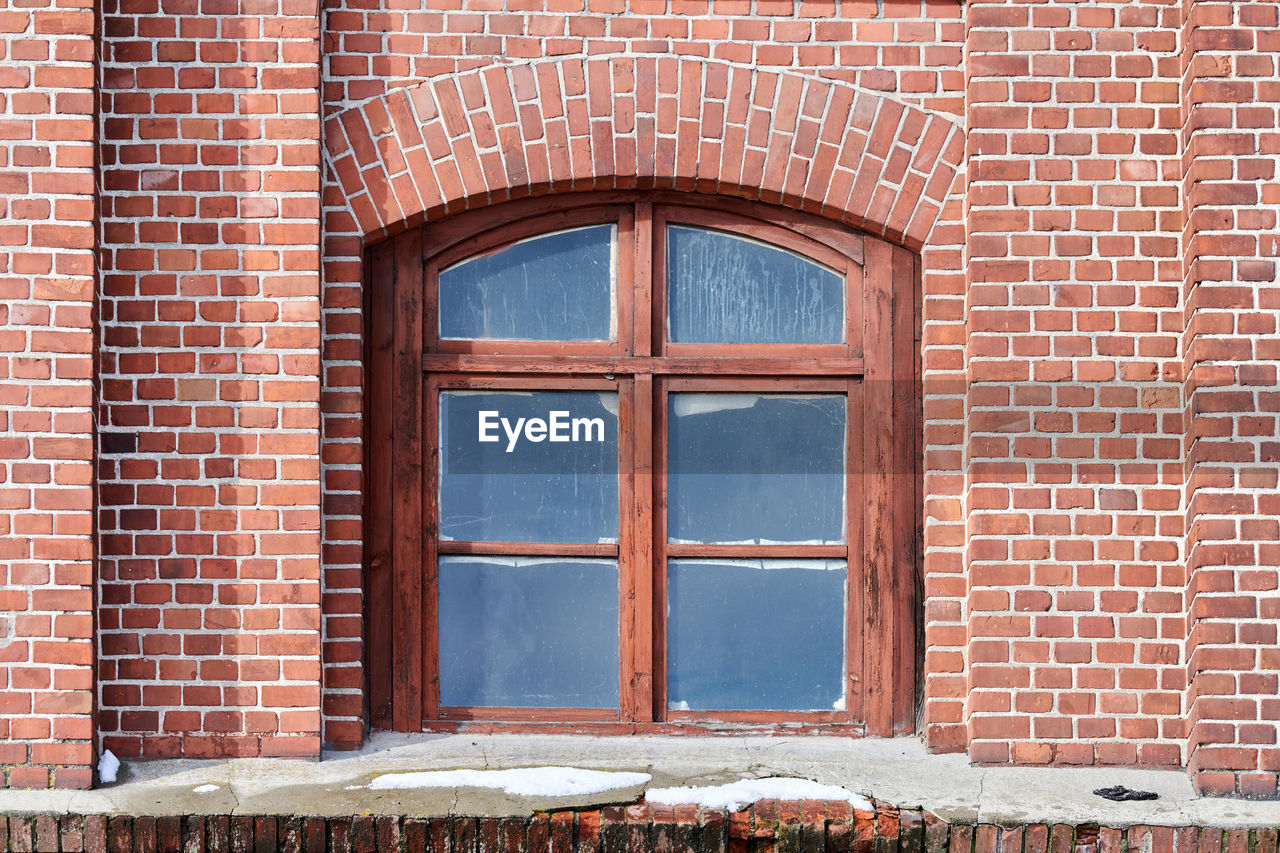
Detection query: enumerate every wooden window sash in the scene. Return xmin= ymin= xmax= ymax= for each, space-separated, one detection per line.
xmin=366 ymin=193 xmax=911 ymax=735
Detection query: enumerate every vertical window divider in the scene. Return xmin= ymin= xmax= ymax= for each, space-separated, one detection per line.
xmin=618 ymin=375 xmax=637 ymax=721
xmin=422 ymin=373 xmax=441 ymax=723
xmin=619 ymin=208 xmax=639 ymax=357
xmin=846 ymin=376 xmax=865 ymax=726
xmin=652 ymin=377 xmax=670 ymax=722
xmin=634 ymin=202 xmax=654 ymax=358
xmin=631 ymin=373 xmax=655 ymax=722
xmin=632 ymin=201 xmax=656 ymax=722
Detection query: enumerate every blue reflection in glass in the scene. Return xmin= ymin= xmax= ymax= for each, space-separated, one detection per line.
xmin=441 ymin=225 xmax=616 ymax=341
xmin=667 ymin=393 xmax=846 ymax=545
xmin=439 ymin=556 xmax=619 ymax=708
xmin=440 ymin=391 xmax=619 ymax=543
xmin=667 ymin=225 xmax=843 ymax=344
xmin=667 ymin=559 xmax=846 ymax=711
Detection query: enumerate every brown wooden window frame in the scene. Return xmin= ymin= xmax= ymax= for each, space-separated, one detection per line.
xmin=365 ymin=191 xmax=921 ymax=737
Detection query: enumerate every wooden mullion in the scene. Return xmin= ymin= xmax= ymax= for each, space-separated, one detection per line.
xmin=618 ymin=375 xmax=637 ymax=722
xmin=652 ymin=208 xmax=670 ymax=356
xmin=637 ymin=204 xmax=658 ymax=724
xmin=632 ymin=373 xmax=655 ymax=722
xmin=634 ymin=202 xmax=653 ymax=357
xmin=651 ymin=377 xmax=669 ymax=721
xmin=617 ymin=209 xmax=636 ymax=356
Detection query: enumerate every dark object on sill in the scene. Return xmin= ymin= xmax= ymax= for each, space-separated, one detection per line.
xmin=1093 ymin=785 xmax=1158 ymax=802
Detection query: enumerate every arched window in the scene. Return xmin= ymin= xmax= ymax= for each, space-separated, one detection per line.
xmin=365 ymin=193 xmax=919 ymax=735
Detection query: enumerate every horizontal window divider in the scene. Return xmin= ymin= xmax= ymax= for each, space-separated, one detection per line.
xmin=435 ymin=707 xmax=622 ymax=722
xmin=436 ymin=541 xmax=619 ymax=557
xmin=423 ymin=354 xmax=866 ymax=376
xmin=663 ymin=544 xmax=848 ymax=558
xmin=664 ymin=710 xmax=856 ymax=725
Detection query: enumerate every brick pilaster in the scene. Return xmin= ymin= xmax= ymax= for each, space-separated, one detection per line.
xmin=0 ymin=0 xmax=98 ymax=789
xmin=1181 ymin=0 xmax=1280 ymax=798
xmin=965 ymin=0 xmax=1186 ymax=768
xmin=97 ymin=0 xmax=325 ymax=759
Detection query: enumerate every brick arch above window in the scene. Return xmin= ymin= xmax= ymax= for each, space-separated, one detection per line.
xmin=324 ymin=56 xmax=963 ymax=251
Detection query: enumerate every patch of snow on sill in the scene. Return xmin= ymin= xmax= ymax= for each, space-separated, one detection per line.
xmin=367 ymin=766 xmax=652 ymax=797
xmin=645 ymin=777 xmax=873 ymax=812
xmin=193 ymin=784 xmax=220 ymax=793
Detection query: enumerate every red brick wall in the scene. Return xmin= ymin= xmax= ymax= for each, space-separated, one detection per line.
xmin=5 ymin=806 xmax=1270 ymax=853
xmin=0 ymin=0 xmax=98 ymax=789
xmin=1181 ymin=0 xmax=1280 ymax=797
xmin=320 ymin=0 xmax=964 ymax=115
xmin=3 ymin=0 xmax=1279 ymax=796
xmin=95 ymin=0 xmax=325 ymax=760
xmin=964 ymin=0 xmax=1186 ymax=769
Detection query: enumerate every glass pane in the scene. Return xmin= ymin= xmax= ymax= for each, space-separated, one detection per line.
xmin=440 ymin=391 xmax=618 ymax=543
xmin=666 ymin=225 xmax=843 ymax=344
xmin=667 ymin=558 xmax=846 ymax=711
xmin=440 ymin=224 xmax=617 ymax=341
xmin=667 ymin=393 xmax=846 ymax=544
xmin=439 ymin=556 xmax=619 ymax=708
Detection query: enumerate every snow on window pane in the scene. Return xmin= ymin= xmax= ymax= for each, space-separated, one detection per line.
xmin=440 ymin=224 xmax=617 ymax=341
xmin=667 ymin=393 xmax=846 ymax=545
xmin=439 ymin=556 xmax=619 ymax=709
xmin=666 ymin=225 xmax=843 ymax=344
xmin=440 ymin=391 xmax=619 ymax=543
xmin=666 ymin=559 xmax=846 ymax=711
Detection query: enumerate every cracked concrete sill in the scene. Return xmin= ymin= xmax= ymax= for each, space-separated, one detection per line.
xmin=3 ymin=733 xmax=1280 ymax=829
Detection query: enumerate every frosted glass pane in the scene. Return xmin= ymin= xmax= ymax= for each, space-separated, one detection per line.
xmin=667 ymin=559 xmax=846 ymax=711
xmin=667 ymin=225 xmax=843 ymax=344
xmin=439 ymin=556 xmax=619 ymax=708
xmin=440 ymin=391 xmax=618 ymax=543
xmin=440 ymin=225 xmax=616 ymax=341
xmin=667 ymin=394 xmax=845 ymax=544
